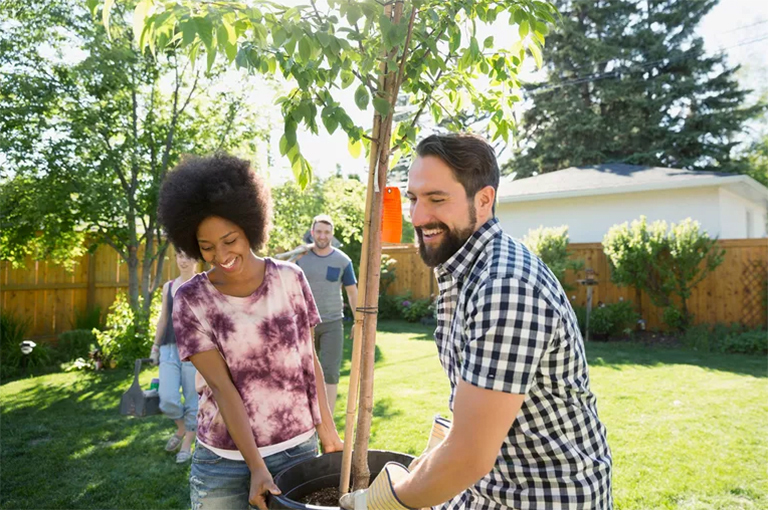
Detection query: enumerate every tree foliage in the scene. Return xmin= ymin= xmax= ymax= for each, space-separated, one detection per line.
xmin=603 ymin=216 xmax=725 ymax=330
xmin=118 ymin=0 xmax=557 ymax=186
xmin=521 ymin=224 xmax=583 ymax=291
xmin=513 ymin=0 xmax=765 ymax=177
xmin=0 ymin=0 xmax=269 ymax=320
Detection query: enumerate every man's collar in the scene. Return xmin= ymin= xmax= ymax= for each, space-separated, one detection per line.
xmin=437 ymin=218 xmax=501 ymax=279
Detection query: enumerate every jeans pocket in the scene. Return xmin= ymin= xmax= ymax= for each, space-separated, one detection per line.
xmin=325 ymin=266 xmax=341 ymax=282
xmin=192 ymin=443 xmax=224 ymax=465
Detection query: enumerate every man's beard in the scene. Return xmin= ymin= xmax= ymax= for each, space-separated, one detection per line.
xmin=314 ymin=238 xmax=330 ymax=249
xmin=416 ymin=204 xmax=476 ymax=267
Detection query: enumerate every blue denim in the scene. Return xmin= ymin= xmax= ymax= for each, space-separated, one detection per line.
xmin=189 ymin=434 xmax=319 ymax=510
xmin=159 ymin=343 xmax=198 ymax=432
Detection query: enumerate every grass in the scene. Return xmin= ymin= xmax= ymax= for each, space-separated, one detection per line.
xmin=1 ymin=320 xmax=766 ymax=509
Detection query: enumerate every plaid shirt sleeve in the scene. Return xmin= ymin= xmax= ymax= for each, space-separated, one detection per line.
xmin=460 ymin=277 xmax=556 ymax=395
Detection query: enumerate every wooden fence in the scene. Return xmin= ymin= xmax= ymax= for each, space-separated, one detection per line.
xmin=1 ymin=244 xmax=182 ymax=341
xmin=382 ymin=239 xmax=768 ymax=330
xmin=2 ymin=239 xmax=766 ymax=342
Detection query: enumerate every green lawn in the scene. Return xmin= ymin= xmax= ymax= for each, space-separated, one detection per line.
xmin=2 ymin=321 xmax=766 ymax=509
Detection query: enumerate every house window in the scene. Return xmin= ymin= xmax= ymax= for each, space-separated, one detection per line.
xmin=746 ymin=210 xmax=753 ymax=238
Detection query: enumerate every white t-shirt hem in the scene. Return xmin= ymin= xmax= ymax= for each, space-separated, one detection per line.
xmin=198 ymin=428 xmax=316 ymax=462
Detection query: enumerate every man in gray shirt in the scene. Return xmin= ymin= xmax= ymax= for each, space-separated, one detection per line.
xmin=297 ymin=214 xmax=358 ymax=411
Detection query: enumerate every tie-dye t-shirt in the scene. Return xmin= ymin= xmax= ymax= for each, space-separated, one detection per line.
xmin=173 ymin=258 xmax=322 ymax=451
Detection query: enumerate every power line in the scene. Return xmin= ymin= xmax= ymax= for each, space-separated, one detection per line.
xmin=525 ymin=33 xmax=768 ymax=95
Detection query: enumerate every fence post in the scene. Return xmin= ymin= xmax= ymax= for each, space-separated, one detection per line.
xmin=86 ymin=251 xmax=97 ymax=314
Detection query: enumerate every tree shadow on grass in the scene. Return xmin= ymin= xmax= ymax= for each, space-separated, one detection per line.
xmin=585 ymin=340 xmax=767 ymax=378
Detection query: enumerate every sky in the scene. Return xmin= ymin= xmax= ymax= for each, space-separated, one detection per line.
xmin=255 ymin=0 xmax=768 ymax=185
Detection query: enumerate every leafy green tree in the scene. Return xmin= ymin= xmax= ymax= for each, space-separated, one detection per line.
xmin=0 ymin=0 xmax=269 ymax=329
xmin=118 ymin=0 xmax=557 ymax=489
xmin=514 ymin=0 xmax=764 ymax=177
xmin=603 ymin=216 xmax=725 ymax=330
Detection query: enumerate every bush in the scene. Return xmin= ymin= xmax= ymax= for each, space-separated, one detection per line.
xmin=1 ymin=311 xmax=51 ymax=378
xmin=662 ymin=306 xmax=686 ymax=332
xmin=378 ymin=294 xmax=402 ymax=320
xmin=94 ymin=292 xmax=152 ymax=369
xmin=71 ymin=306 xmax=104 ymax=331
xmin=401 ymin=297 xmax=433 ymax=323
xmin=56 ymin=329 xmax=97 ymax=363
xmin=522 ymin=225 xmax=583 ymax=291
xmin=576 ymin=301 xmax=639 ymax=340
xmin=683 ymin=323 xmax=767 ymax=355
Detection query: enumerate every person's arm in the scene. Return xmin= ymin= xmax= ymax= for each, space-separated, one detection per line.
xmin=344 ymin=284 xmax=358 ymax=322
xmin=311 ymin=329 xmax=343 ymax=453
xmin=394 ymin=380 xmax=523 ymax=507
xmin=189 ymin=349 xmax=279 ymax=510
xmin=149 ymin=282 xmax=169 ymax=364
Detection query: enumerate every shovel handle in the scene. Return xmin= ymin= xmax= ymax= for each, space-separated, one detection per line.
xmin=133 ymin=358 xmax=154 ymax=384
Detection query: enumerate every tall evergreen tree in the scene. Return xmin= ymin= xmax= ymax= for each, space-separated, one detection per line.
xmin=512 ymin=0 xmax=764 ymax=177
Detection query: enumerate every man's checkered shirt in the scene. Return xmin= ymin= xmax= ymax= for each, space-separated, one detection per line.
xmin=433 ymin=219 xmax=612 ymax=510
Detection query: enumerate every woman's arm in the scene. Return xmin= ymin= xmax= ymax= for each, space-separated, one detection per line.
xmin=189 ymin=349 xmax=279 ymax=509
xmin=150 ymin=282 xmax=169 ymax=363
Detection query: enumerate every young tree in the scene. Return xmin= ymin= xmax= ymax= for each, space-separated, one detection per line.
xmin=513 ymin=0 xmax=765 ymax=178
xmin=521 ymin=225 xmax=583 ymax=291
xmin=0 ymin=0 xmax=270 ymax=332
xmin=116 ymin=0 xmax=557 ymax=490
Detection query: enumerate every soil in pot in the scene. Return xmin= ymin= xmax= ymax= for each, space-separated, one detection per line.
xmin=299 ymin=487 xmax=341 ymax=506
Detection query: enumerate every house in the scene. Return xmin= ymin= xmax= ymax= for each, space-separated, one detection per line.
xmin=496 ymin=164 xmax=768 ymax=243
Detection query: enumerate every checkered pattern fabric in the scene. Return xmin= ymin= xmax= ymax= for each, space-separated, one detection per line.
xmin=433 ymin=219 xmax=612 ymax=510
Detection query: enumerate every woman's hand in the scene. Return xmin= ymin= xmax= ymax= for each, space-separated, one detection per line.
xmin=248 ymin=466 xmax=281 ymax=510
xmin=322 ymin=435 xmax=344 ymax=454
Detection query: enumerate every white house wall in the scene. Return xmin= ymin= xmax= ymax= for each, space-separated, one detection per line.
xmin=718 ymin=188 xmax=768 ymax=239
xmin=497 ymin=186 xmax=724 ymax=243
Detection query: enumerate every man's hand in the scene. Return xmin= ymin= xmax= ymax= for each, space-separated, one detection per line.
xmin=248 ymin=466 xmax=281 ymax=510
xmin=339 ymin=463 xmax=412 ymax=510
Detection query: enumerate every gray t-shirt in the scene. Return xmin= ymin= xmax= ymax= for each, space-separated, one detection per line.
xmin=297 ymin=248 xmax=357 ymax=322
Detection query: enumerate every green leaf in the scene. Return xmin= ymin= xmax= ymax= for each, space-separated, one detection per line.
xmin=519 ymin=20 xmax=530 ymax=39
xmin=206 ymin=46 xmax=216 ymax=72
xmin=181 ymin=20 xmax=196 ymax=47
xmin=193 ymin=16 xmax=213 ymax=51
xmin=341 ymin=70 xmax=355 ymax=89
xmin=483 ymin=36 xmax=494 ymax=49
xmin=373 ymin=97 xmax=390 ymax=116
xmin=514 ymin=9 xmax=525 ymax=24
xmin=102 ymin=0 xmax=115 ymax=39
xmin=222 ymin=18 xmax=237 ymax=45
xmin=279 ymin=134 xmax=289 ymax=156
xmin=529 ymin=41 xmax=543 ymax=69
xmin=346 ymin=5 xmax=362 ymax=25
xmin=348 ymin=137 xmax=362 ymax=159
xmin=354 ymin=85 xmax=369 ymax=110
xmin=317 ymin=32 xmax=331 ymax=48
xmin=322 ymin=107 xmax=339 ymax=134
xmin=449 ymin=30 xmax=461 ymax=53
xmin=133 ymin=0 xmax=152 ymax=45
xmin=299 ymin=36 xmax=311 ymax=62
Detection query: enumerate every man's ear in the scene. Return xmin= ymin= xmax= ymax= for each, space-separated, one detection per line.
xmin=475 ymin=185 xmax=496 ymax=217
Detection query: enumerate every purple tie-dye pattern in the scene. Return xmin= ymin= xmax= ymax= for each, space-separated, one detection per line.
xmin=172 ymin=258 xmax=322 ymax=451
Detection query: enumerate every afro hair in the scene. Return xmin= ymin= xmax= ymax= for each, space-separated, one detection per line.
xmin=158 ymin=153 xmax=272 ymax=260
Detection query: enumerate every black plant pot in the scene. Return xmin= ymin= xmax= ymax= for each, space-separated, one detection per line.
xmin=269 ymin=450 xmax=414 ymax=509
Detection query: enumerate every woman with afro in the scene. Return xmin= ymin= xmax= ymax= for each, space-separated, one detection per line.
xmin=158 ymin=154 xmax=343 ymax=510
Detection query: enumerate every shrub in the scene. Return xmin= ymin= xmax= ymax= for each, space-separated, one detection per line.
xmin=379 ymin=255 xmax=397 ymax=296
xmin=720 ymin=329 xmax=767 ymax=355
xmin=56 ymin=329 xmax=97 ymax=363
xmin=1 ymin=311 xmax=51 ymax=378
xmin=378 ymin=294 xmax=402 ymax=320
xmin=662 ymin=306 xmax=686 ymax=332
xmin=71 ymin=305 xmax=104 ymax=331
xmin=682 ymin=323 xmax=767 ymax=355
xmin=402 ymin=298 xmax=433 ymax=322
xmin=522 ymin=225 xmax=583 ymax=291
xmin=578 ymin=301 xmax=639 ymax=340
xmin=603 ymin=216 xmax=724 ymax=331
xmin=588 ymin=306 xmax=613 ymax=338
xmin=94 ymin=292 xmax=153 ymax=368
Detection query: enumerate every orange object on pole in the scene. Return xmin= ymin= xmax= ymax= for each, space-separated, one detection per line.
xmin=381 ymin=186 xmax=402 ymax=244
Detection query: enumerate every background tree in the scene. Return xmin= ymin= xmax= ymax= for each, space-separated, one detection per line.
xmin=513 ymin=0 xmax=765 ymax=177
xmin=0 ymin=0 xmax=270 ymax=332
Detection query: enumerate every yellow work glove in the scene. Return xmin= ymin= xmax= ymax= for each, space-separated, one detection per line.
xmin=338 ymin=462 xmax=413 ymax=510
xmin=409 ymin=415 xmax=452 ymax=472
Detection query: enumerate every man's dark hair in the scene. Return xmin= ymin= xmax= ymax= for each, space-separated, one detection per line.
xmin=415 ymin=133 xmax=500 ymax=199
xmin=158 ymin=153 xmax=272 ymax=260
